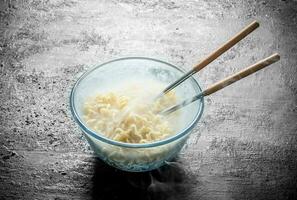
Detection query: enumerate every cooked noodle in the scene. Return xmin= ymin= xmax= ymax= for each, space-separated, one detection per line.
xmin=82 ymin=82 xmax=177 ymax=143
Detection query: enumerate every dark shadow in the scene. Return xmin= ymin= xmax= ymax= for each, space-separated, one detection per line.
xmin=91 ymin=158 xmax=193 ymax=200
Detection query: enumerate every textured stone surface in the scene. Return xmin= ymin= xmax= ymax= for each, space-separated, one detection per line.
xmin=0 ymin=0 xmax=297 ymax=199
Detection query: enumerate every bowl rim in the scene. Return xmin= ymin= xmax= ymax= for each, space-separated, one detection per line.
xmin=70 ymin=57 xmax=204 ymax=148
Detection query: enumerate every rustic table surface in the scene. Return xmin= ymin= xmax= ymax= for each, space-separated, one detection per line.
xmin=1 ymin=0 xmax=297 ymax=199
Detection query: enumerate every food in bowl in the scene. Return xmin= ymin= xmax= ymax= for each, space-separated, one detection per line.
xmin=82 ymin=79 xmax=179 ymax=143
xmin=70 ymin=57 xmax=204 ymax=172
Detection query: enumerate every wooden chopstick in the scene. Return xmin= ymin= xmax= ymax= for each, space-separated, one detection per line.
xmin=160 ymin=53 xmax=280 ymax=115
xmin=159 ymin=21 xmax=260 ymax=96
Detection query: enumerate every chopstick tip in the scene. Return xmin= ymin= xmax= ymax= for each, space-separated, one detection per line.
xmin=271 ymin=53 xmax=280 ymax=61
xmin=252 ymin=20 xmax=260 ymax=27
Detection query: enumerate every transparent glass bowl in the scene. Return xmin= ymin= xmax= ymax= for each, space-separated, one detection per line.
xmin=70 ymin=57 xmax=204 ymax=172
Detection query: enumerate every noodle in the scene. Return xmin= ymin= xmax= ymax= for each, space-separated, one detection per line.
xmin=82 ymin=84 xmax=177 ymax=143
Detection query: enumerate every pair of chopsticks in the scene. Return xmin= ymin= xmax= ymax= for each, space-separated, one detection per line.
xmin=158 ymin=21 xmax=280 ymax=115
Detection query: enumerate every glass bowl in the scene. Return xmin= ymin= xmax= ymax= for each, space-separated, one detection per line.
xmin=70 ymin=57 xmax=204 ymax=172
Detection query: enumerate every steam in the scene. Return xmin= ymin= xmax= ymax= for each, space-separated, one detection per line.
xmin=146 ymin=161 xmax=191 ymax=200
xmin=108 ymin=78 xmax=182 ymax=136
